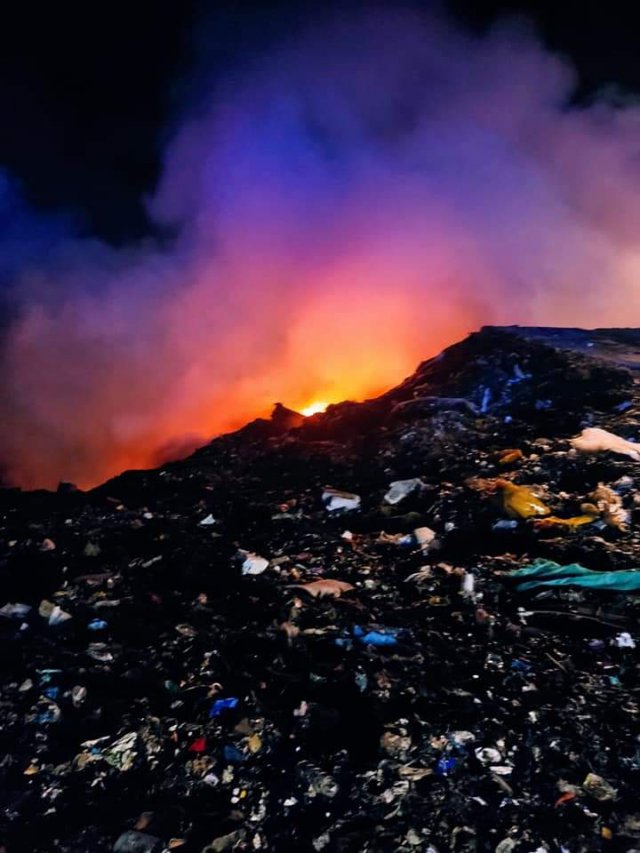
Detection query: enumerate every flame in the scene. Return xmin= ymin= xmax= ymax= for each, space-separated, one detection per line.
xmin=301 ymin=401 xmax=329 ymax=417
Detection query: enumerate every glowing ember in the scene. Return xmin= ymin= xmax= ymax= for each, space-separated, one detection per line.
xmin=301 ymin=401 xmax=329 ymax=417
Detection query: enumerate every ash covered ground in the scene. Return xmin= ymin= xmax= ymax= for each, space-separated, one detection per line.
xmin=2 ymin=326 xmax=640 ymax=851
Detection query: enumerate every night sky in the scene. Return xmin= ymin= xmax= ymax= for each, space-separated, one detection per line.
xmin=1 ymin=0 xmax=638 ymax=243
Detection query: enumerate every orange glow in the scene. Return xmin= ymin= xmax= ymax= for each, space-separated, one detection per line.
xmin=301 ymin=401 xmax=329 ymax=417
xmin=0 ymin=271 xmax=478 ymax=490
xmin=11 ymin=10 xmax=640 ymax=490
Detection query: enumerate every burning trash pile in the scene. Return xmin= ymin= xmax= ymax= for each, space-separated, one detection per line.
xmin=2 ymin=325 xmax=640 ymax=851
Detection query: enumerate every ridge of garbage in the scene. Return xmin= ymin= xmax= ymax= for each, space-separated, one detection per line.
xmin=2 ymin=325 xmax=640 ymax=851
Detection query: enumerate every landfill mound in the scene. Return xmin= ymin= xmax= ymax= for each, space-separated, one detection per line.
xmin=2 ymin=325 xmax=640 ymax=852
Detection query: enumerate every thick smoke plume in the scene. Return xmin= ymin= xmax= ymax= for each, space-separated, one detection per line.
xmin=2 ymin=8 xmax=640 ymax=489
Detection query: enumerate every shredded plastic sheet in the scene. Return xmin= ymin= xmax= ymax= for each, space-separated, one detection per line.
xmin=384 ymin=478 xmax=425 ymax=505
xmin=570 ymin=427 xmax=640 ymax=461
xmin=510 ymin=559 xmax=640 ymax=592
xmin=533 ymin=513 xmax=597 ymax=530
xmin=322 ymin=488 xmax=361 ymax=512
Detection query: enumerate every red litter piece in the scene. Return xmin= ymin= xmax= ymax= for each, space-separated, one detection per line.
xmin=188 ymin=737 xmax=207 ymax=753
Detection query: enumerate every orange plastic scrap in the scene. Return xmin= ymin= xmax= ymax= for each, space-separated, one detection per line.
xmin=555 ymin=791 xmax=576 ymax=808
xmin=290 ymin=579 xmax=355 ymax=598
xmin=498 ymin=448 xmax=524 ymax=465
xmin=496 ymin=479 xmax=551 ymax=519
xmin=534 ymin=513 xmax=597 ymax=530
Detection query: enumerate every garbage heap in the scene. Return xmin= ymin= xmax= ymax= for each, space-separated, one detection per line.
xmin=2 ymin=325 xmax=640 ymax=852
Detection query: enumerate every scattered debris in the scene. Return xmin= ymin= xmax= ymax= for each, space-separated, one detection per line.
xmin=240 ymin=551 xmax=270 ymax=576
xmin=321 ymin=488 xmax=361 ymax=512
xmin=290 ymin=579 xmax=355 ymax=598
xmin=511 ymin=559 xmax=640 ymax=592
xmin=413 ymin=526 xmax=438 ymax=551
xmin=383 ymin=478 xmax=425 ymax=505
xmin=1 ymin=326 xmax=640 ymax=850
xmin=589 ymin=482 xmax=630 ymax=531
xmin=496 ymin=479 xmax=551 ymax=519
xmin=570 ymin=426 xmax=640 ymax=461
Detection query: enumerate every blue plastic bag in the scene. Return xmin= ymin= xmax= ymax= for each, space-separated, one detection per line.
xmin=223 ymin=744 xmax=246 ymax=763
xmin=210 ymin=697 xmax=239 ymax=717
xmin=353 ymin=625 xmax=399 ymax=647
xmin=436 ymin=757 xmax=458 ymax=775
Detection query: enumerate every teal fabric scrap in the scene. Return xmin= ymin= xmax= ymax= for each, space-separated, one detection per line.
xmin=510 ymin=558 xmax=640 ymax=592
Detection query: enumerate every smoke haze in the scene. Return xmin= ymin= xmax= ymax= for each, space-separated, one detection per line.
xmin=2 ymin=8 xmax=640 ymax=489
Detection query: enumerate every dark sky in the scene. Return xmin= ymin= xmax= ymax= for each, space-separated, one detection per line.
xmin=1 ymin=0 xmax=638 ymax=243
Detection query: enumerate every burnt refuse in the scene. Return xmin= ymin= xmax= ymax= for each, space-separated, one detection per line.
xmin=2 ymin=326 xmax=640 ymax=851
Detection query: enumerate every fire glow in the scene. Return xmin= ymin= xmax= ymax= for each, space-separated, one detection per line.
xmin=2 ymin=8 xmax=640 ymax=489
xmin=301 ymin=401 xmax=329 ymax=417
